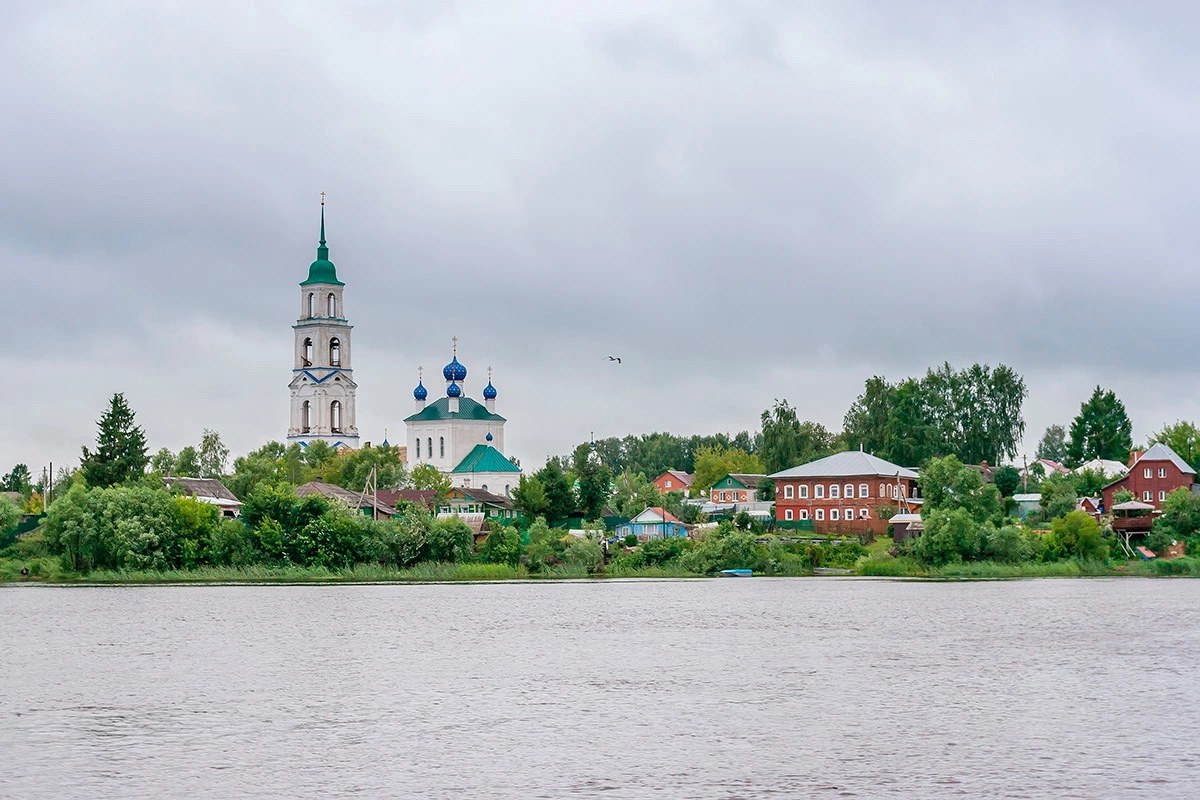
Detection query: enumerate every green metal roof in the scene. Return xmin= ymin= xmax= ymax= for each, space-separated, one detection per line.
xmin=404 ymin=396 xmax=506 ymax=423
xmin=300 ymin=207 xmax=345 ymax=286
xmin=451 ymin=444 xmax=521 ymax=474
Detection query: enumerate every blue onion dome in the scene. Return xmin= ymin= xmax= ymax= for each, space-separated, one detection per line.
xmin=443 ymin=356 xmax=467 ymax=382
xmin=413 ymin=380 xmax=427 ymax=401
xmin=486 ymin=432 xmax=494 ymax=442
xmin=483 ymin=380 xmax=497 ymax=400
xmin=446 ymin=381 xmax=462 ymax=398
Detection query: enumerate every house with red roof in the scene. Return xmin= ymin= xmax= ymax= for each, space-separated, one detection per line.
xmin=614 ymin=507 xmax=687 ymax=542
xmin=1101 ymin=442 xmax=1197 ymax=512
xmin=653 ymin=470 xmax=694 ymax=497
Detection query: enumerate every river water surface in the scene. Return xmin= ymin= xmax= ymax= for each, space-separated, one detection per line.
xmin=1 ymin=578 xmax=1197 ymax=798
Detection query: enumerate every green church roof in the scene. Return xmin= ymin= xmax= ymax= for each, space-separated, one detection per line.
xmin=404 ymin=396 xmax=506 ymax=423
xmin=451 ymin=444 xmax=521 ymax=474
xmin=300 ymin=206 xmax=344 ymax=286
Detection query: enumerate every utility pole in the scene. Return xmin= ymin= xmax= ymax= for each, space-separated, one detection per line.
xmin=42 ymin=466 xmax=48 ymax=513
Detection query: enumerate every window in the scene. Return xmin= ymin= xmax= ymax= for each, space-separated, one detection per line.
xmin=859 ymin=483 xmax=869 ymax=498
xmin=482 ymin=484 xmax=488 ymax=492
xmin=799 ymin=485 xmax=809 ymax=499
xmin=901 ymin=484 xmax=907 ymax=497
xmin=307 ymin=293 xmax=315 ymax=317
xmin=1145 ymin=468 xmax=1152 ymax=478
xmin=785 ymin=509 xmax=793 ymax=521
xmin=301 ymin=401 xmax=311 ymax=433
xmin=302 ymin=338 xmax=313 ymax=366
xmin=784 ymin=485 xmax=794 ymax=499
xmin=844 ymin=484 xmax=854 ymax=499
xmin=1159 ymin=467 xmax=1167 ymax=478
xmin=800 ymin=509 xmax=809 ymax=520
xmin=816 ymin=509 xmax=825 ymax=521
xmin=327 ymin=293 xmax=336 ymax=317
xmin=815 ymin=485 xmax=825 ymax=499
xmin=830 ymin=485 xmax=840 ymax=499
xmin=1159 ymin=490 xmax=1167 ymax=502
xmin=860 ymin=508 xmax=870 ymax=519
xmin=440 ymin=437 xmax=445 ymax=458
xmin=330 ymin=400 xmax=342 ymax=433
xmin=890 ymin=485 xmax=897 ymax=499
xmin=416 ymin=439 xmax=421 ymax=458
xmin=427 ymin=438 xmax=432 ymax=458
xmin=1143 ymin=491 xmax=1152 ymax=502
xmin=830 ymin=509 xmax=839 ymax=521
xmin=330 ymin=338 xmax=341 ymax=366
xmin=879 ymin=483 xmax=886 ymax=497
xmin=665 ymin=480 xmax=672 ymax=488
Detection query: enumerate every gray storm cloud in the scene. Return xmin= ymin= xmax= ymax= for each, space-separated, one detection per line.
xmin=3 ymin=1 xmax=1198 ymax=471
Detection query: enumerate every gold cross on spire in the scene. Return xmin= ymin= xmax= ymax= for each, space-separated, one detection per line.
xmin=452 ymin=336 xmax=458 ymax=357
xmin=418 ymin=366 xmax=423 ymax=380
xmin=320 ymin=191 xmax=326 ymax=207
xmin=488 ymin=366 xmax=493 ymax=381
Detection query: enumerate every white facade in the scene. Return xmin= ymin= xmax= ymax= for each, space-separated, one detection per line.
xmin=407 ymin=417 xmax=504 ymax=472
xmin=286 ymin=213 xmax=359 ymax=449
xmin=404 ymin=348 xmax=507 ymax=473
xmin=451 ymin=470 xmax=518 ymax=496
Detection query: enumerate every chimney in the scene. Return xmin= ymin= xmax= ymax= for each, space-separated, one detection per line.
xmin=1128 ymin=450 xmax=1144 ymax=467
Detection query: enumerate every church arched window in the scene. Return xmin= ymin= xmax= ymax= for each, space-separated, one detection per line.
xmin=302 ymin=338 xmax=313 ymax=366
xmin=330 ymin=401 xmax=342 ymax=433
xmin=440 ymin=437 xmax=445 ymax=458
xmin=416 ymin=439 xmax=421 ymax=458
xmin=330 ymin=338 xmax=341 ymax=366
xmin=427 ymin=438 xmax=432 ymax=460
xmin=301 ymin=401 xmax=311 ymax=433
xmin=307 ymin=293 xmax=315 ymax=318
xmin=328 ymin=293 xmax=336 ymax=317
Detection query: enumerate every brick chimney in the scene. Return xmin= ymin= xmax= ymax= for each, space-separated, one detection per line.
xmin=1128 ymin=450 xmax=1145 ymax=467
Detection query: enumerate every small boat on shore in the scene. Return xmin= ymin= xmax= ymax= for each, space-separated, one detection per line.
xmin=719 ymin=569 xmax=753 ymax=577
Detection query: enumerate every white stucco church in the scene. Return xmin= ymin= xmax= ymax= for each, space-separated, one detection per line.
xmin=284 ymin=200 xmax=521 ymax=495
xmin=405 ymin=341 xmax=521 ymax=496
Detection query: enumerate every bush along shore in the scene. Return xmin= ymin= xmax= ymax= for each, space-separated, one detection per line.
xmin=5 ymin=443 xmax=1200 ymax=584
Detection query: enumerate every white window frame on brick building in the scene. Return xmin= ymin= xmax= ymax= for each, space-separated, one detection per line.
xmin=784 ymin=485 xmax=794 ymax=499
xmin=799 ymin=485 xmax=809 ymax=499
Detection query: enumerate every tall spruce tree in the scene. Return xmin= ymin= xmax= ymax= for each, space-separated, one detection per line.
xmin=80 ymin=393 xmax=149 ymax=487
xmin=1066 ymin=386 xmax=1133 ymax=465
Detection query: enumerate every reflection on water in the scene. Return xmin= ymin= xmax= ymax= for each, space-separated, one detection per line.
xmin=1 ymin=579 xmax=1198 ymax=798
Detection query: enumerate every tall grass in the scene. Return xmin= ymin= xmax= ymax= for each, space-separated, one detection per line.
xmin=856 ymin=555 xmax=928 ymax=577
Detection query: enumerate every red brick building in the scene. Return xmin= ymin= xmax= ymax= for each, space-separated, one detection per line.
xmin=1101 ymin=443 xmax=1196 ymax=512
xmin=770 ymin=450 xmax=919 ymax=534
xmin=653 ymin=470 xmax=694 ymax=497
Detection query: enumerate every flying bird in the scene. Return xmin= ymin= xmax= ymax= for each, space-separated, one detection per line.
xmin=606 ymin=356 xmax=622 ymax=364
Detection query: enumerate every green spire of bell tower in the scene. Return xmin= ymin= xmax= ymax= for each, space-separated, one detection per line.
xmin=301 ymin=192 xmax=344 ymax=286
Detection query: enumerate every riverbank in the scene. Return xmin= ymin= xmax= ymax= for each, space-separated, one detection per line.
xmin=4 ymin=554 xmax=1200 ymax=584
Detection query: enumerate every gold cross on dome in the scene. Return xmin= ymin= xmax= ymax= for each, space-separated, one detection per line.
xmin=320 ymin=191 xmax=326 ymax=206
xmin=452 ymin=336 xmax=458 ymax=356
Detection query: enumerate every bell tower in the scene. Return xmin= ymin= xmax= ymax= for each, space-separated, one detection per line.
xmin=287 ymin=196 xmax=360 ymax=449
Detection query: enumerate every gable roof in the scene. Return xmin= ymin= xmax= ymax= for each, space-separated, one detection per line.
xmin=656 ymin=470 xmax=693 ymax=487
xmin=1132 ymin=442 xmax=1196 ymax=475
xmin=162 ymin=477 xmax=241 ymax=504
xmin=632 ymin=506 xmax=683 ymax=525
xmin=769 ymin=450 xmax=918 ymax=480
xmin=714 ymin=473 xmax=767 ymax=490
xmin=449 ymin=486 xmax=514 ymax=509
xmin=404 ymin=396 xmax=506 ymax=423
xmin=451 ymin=444 xmax=521 ymax=474
xmin=377 ymin=489 xmax=439 ymax=511
xmin=294 ymin=481 xmax=398 ymax=516
xmin=1074 ymin=458 xmax=1128 ymax=479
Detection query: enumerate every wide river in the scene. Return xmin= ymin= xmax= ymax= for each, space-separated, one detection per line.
xmin=1 ymin=578 xmax=1197 ymax=798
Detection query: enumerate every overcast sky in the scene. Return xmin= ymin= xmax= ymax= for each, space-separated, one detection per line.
xmin=4 ymin=1 xmax=1199 ymax=476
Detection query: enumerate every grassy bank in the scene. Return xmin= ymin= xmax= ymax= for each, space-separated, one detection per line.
xmin=854 ymin=554 xmax=1200 ymax=579
xmin=0 ymin=558 xmax=709 ymax=584
xmin=5 ymin=555 xmax=1199 ymax=585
